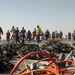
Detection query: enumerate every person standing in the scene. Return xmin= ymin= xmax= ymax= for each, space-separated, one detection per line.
xmin=59 ymin=31 xmax=63 ymax=38
xmin=27 ymin=30 xmax=31 ymax=42
xmin=52 ymin=32 xmax=55 ymax=40
xmin=54 ymin=31 xmax=58 ymax=38
xmin=68 ymin=32 xmax=71 ymax=40
xmin=45 ymin=29 xmax=50 ymax=40
xmin=72 ymin=30 xmax=75 ymax=41
xmin=0 ymin=27 xmax=3 ymax=40
xmin=6 ymin=30 xmax=10 ymax=43
xmin=10 ymin=26 xmax=16 ymax=42
xmin=32 ymin=28 xmax=36 ymax=41
xmin=21 ymin=27 xmax=26 ymax=44
xmin=36 ymin=25 xmax=42 ymax=43
xmin=15 ymin=27 xmax=20 ymax=43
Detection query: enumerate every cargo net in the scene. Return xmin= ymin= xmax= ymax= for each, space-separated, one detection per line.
xmin=0 ymin=40 xmax=75 ymax=74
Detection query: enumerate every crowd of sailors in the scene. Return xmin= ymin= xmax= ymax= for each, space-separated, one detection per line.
xmin=0 ymin=25 xmax=75 ymax=43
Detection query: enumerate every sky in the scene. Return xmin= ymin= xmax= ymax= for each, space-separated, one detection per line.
xmin=0 ymin=0 xmax=75 ymax=39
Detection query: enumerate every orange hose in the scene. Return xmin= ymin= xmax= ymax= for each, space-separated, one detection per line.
xmin=18 ymin=68 xmax=59 ymax=75
xmin=10 ymin=51 xmax=60 ymax=75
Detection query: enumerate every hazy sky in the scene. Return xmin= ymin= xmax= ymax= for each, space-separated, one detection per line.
xmin=0 ymin=0 xmax=75 ymax=39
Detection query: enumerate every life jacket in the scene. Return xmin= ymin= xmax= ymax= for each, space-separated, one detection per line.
xmin=32 ymin=30 xmax=36 ymax=36
xmin=36 ymin=27 xmax=41 ymax=35
xmin=6 ymin=32 xmax=10 ymax=38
